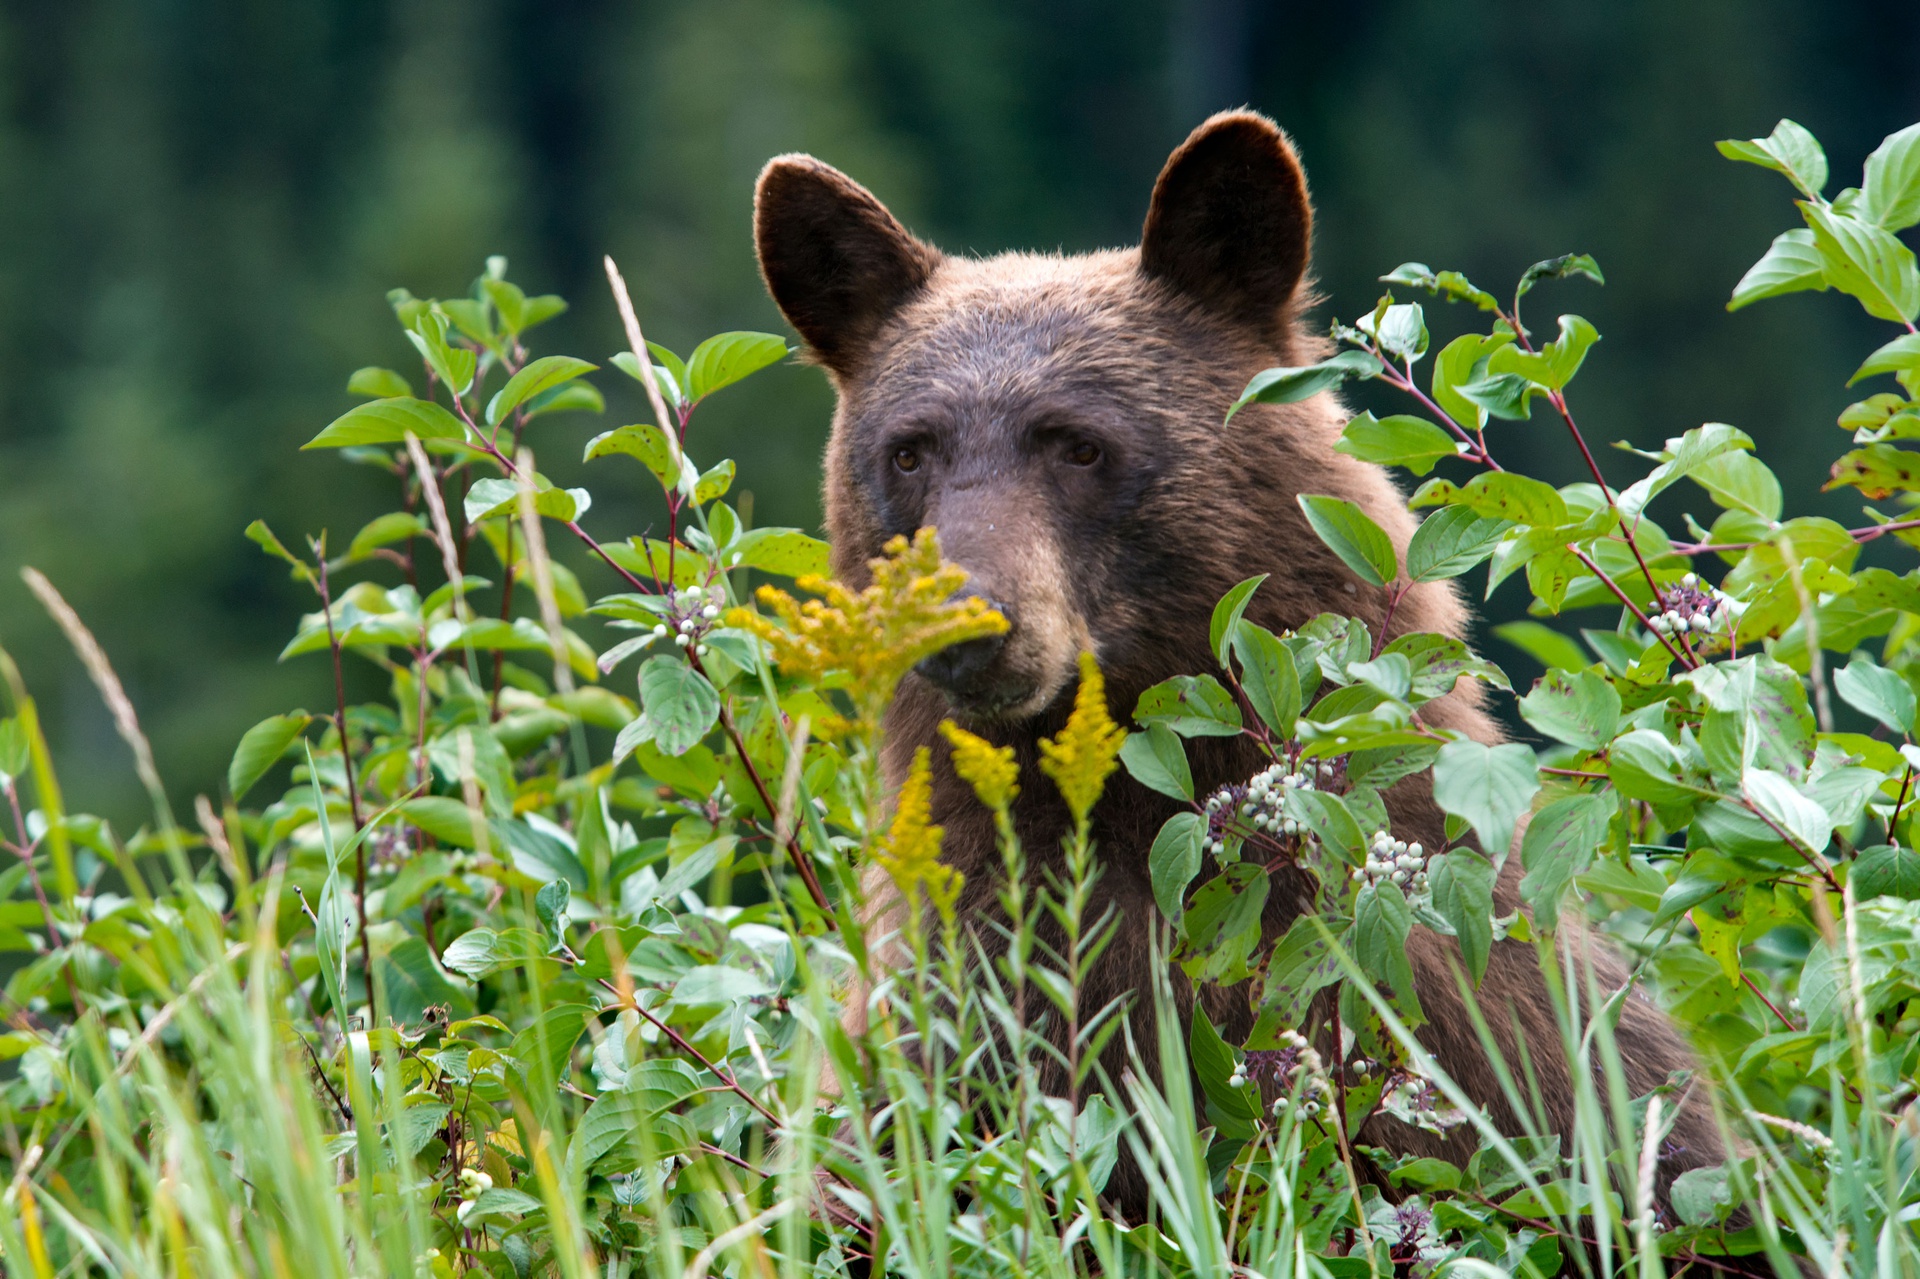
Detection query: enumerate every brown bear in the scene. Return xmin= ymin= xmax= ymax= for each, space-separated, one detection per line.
xmin=752 ymin=111 xmax=1727 ymax=1221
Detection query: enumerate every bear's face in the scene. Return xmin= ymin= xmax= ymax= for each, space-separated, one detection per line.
xmin=756 ymin=112 xmax=1321 ymax=723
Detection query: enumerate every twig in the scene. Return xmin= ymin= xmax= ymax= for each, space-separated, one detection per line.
xmin=313 ymin=549 xmax=373 ymax=1025
xmin=1743 ymin=973 xmax=1795 ymax=1029
xmin=597 ymin=978 xmax=781 ymax=1128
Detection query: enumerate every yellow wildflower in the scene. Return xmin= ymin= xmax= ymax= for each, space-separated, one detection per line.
xmin=939 ymin=720 xmax=1019 ymax=812
xmin=727 ymin=528 xmax=1008 ymax=729
xmin=1038 ymin=652 xmax=1125 ymax=824
xmin=875 ymin=746 xmax=962 ymax=924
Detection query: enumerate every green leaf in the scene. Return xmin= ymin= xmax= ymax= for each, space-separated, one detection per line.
xmin=1407 ymin=507 xmax=1511 ymax=582
xmin=486 ymin=355 xmax=596 ymax=426
xmin=1297 ymin=495 xmax=1396 ymax=588
xmin=1803 ymin=202 xmax=1920 ymax=324
xmin=686 ymin=332 xmax=789 ymax=401
xmin=1189 ymin=1007 xmax=1262 ymax=1136
xmin=535 ymin=879 xmax=571 ymax=949
xmin=645 ymin=342 xmax=689 ymax=402
xmin=1232 ymin=621 xmax=1300 ymax=740
xmin=1362 ymin=302 xmax=1428 ymax=361
xmin=1851 ymin=334 xmax=1920 ymax=386
xmin=1345 ymin=653 xmax=1410 ymax=700
xmin=1827 ymin=443 xmax=1920 ymax=498
xmin=405 ymin=311 xmax=477 ymax=395
xmin=1182 ymin=863 xmax=1269 ymax=960
xmin=1691 ymin=450 xmax=1782 ymax=520
xmin=1227 ymin=350 xmax=1382 ymax=420
xmin=1492 ymin=621 xmax=1588 ymax=672
xmin=345 ymin=512 xmax=427 ymax=562
xmin=245 ymin=519 xmax=311 ymax=582
xmin=1133 ymin=675 xmax=1242 ymax=737
xmin=1518 ymin=793 xmax=1616 ymax=931
xmin=1517 ymin=667 xmax=1621 ymax=751
xmin=304 ymin=397 xmax=468 ymax=449
xmin=509 ymin=1004 xmax=590 ymax=1090
xmin=1728 ymin=228 xmax=1827 ymax=310
xmin=1862 ymin=122 xmax=1920 ymax=230
xmin=1486 ymin=314 xmax=1599 ymax=390
xmin=1431 ymin=332 xmax=1512 ymax=430
xmin=1615 ymin=422 xmax=1756 ymax=521
xmin=634 ymin=657 xmax=720 ymax=757
xmin=1389 ymin=1159 xmax=1464 ymax=1193
xmin=440 ymin=926 xmax=549 ymax=979
xmin=1413 ymin=471 xmax=1568 ymax=528
xmin=1282 ymin=788 xmax=1367 ymax=865
xmin=725 ymin=528 xmax=832 ymax=578
xmin=1257 ymin=916 xmax=1341 ymax=1025
xmin=1209 ymin=575 xmax=1267 ymax=667
xmin=1694 ymin=656 xmax=1816 ymax=786
xmin=1608 ymin=730 xmax=1710 ymax=806
xmin=1148 ymin=812 xmax=1206 ymax=919
xmin=694 ymin=459 xmax=735 ymax=504
xmin=1452 ymin=370 xmax=1537 ymax=421
xmin=1119 ymin=725 xmax=1193 ymax=801
xmin=375 ymin=937 xmax=465 ymax=1027
xmin=673 ymin=965 xmax=771 ymax=1006
xmin=1432 ymin=741 xmax=1539 ymax=858
xmin=1576 ymin=854 xmax=1667 ymax=913
xmin=524 ymin=379 xmax=604 ymax=420
xmin=1743 ymin=769 xmax=1834 ymax=855
xmin=1428 ymin=852 xmax=1495 ymax=984
xmin=1853 ymin=843 xmax=1920 ymax=901
xmin=1834 ymin=654 xmax=1916 ymax=734
xmin=347 ymin=366 xmax=413 ymax=398
xmin=228 ymin=713 xmax=313 ymax=800
xmin=1334 ymin=411 xmax=1462 ymax=477
xmin=462 ymin=476 xmax=590 ymax=525
xmin=1670 ymin=1166 xmax=1735 ymax=1228
xmin=1717 ymin=119 xmax=1828 ymax=198
xmin=1353 ymin=881 xmax=1418 ymax=1009
xmin=1516 ymin=253 xmax=1606 ymax=297
xmin=1379 ymin=262 xmax=1500 ymax=311
xmin=428 ymin=726 xmax=518 ymax=818
xmin=0 ymin=719 xmax=27 ymax=779
xmin=611 ymin=349 xmax=686 ymax=408
xmin=585 ymin=423 xmax=684 ymax=494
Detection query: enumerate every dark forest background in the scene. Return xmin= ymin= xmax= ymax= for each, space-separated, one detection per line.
xmin=2 ymin=0 xmax=1917 ymax=822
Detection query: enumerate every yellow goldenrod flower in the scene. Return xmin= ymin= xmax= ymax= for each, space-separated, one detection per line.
xmin=875 ymin=746 xmax=962 ymax=923
xmin=1038 ymin=652 xmax=1125 ymax=825
xmin=939 ymin=720 xmax=1019 ymax=813
xmin=727 ymin=528 xmax=1008 ymax=730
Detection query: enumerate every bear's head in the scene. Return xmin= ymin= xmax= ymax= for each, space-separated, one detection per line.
xmin=754 ymin=111 xmax=1440 ymax=727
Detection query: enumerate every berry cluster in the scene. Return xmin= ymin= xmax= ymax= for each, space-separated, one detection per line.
xmin=1201 ymin=760 xmax=1339 ymax=858
xmin=1646 ymin=572 xmax=1740 ymax=639
xmin=647 ymin=583 xmax=723 ymax=656
xmin=1232 ymin=1028 xmax=1333 ymax=1117
xmin=1352 ymin=830 xmax=1428 ymax=892
xmin=455 ymin=1168 xmax=496 ymax=1225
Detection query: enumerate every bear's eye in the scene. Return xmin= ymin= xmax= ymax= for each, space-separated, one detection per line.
xmin=892 ymin=445 xmax=921 ymax=474
xmin=1066 ymin=440 xmax=1101 ymax=467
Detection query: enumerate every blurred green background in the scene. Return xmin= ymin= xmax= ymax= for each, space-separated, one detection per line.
xmin=1 ymin=0 xmax=1916 ymax=823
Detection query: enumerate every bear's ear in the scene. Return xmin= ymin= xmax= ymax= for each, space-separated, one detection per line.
xmin=1139 ymin=111 xmax=1312 ymax=327
xmin=755 ymin=156 xmax=942 ymax=376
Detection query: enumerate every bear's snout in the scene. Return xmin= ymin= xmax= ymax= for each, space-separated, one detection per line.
xmin=915 ymin=594 xmax=1014 ymax=701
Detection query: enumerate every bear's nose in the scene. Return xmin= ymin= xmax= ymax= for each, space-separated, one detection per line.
xmin=915 ymin=596 xmax=1013 ymax=694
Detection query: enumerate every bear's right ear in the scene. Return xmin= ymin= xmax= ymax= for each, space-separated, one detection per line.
xmin=1139 ymin=111 xmax=1313 ymax=329
xmin=755 ymin=156 xmax=942 ymax=377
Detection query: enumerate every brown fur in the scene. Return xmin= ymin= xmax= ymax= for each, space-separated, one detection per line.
xmin=755 ymin=112 xmax=1727 ymax=1220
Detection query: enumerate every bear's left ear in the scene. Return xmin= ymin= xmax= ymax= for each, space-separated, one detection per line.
xmin=1139 ymin=111 xmax=1312 ymax=328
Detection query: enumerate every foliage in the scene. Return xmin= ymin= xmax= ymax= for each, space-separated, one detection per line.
xmin=0 ymin=118 xmax=1918 ymax=1278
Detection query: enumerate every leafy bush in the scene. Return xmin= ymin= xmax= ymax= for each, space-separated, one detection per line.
xmin=0 ymin=118 xmax=1918 ymax=1277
